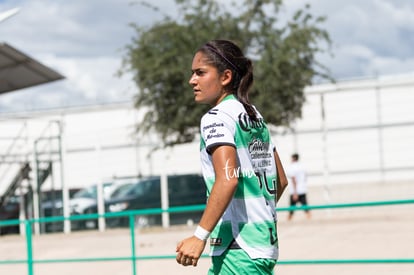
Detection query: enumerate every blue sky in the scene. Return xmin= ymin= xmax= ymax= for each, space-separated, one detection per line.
xmin=1 ymin=0 xmax=414 ymax=112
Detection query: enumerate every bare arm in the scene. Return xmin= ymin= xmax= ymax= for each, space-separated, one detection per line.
xmin=274 ymin=147 xmax=288 ymax=203
xmin=176 ymin=145 xmax=238 ymax=267
xmin=198 ymin=145 xmax=238 ymax=230
xmin=291 ymin=176 xmax=298 ymax=199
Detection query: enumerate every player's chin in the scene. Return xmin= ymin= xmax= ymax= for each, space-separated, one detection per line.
xmin=194 ymin=93 xmax=204 ymax=103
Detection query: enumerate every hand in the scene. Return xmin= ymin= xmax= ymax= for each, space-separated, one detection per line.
xmin=176 ymin=236 xmax=206 ymax=267
xmin=292 ymin=194 xmax=299 ymax=202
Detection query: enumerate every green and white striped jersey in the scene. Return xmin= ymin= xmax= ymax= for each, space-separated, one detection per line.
xmin=200 ymin=94 xmax=279 ymax=260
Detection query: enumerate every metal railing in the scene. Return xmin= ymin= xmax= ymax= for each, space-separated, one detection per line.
xmin=1 ymin=199 xmax=414 ymax=275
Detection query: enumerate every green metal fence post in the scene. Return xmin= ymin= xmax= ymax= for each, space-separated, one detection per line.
xmin=25 ymin=220 xmax=34 ymax=275
xmin=129 ymin=214 xmax=137 ymax=275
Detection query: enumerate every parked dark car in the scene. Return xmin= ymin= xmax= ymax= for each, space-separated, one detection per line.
xmin=68 ymin=182 xmax=115 ymax=230
xmin=42 ymin=184 xmax=113 ymax=232
xmin=0 ymin=196 xmax=21 ymax=235
xmin=0 ymin=189 xmax=82 ymax=235
xmin=82 ymin=174 xmax=207 ymax=228
xmin=41 ymin=188 xmax=82 ymax=217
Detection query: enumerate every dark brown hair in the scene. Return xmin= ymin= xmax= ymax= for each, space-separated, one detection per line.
xmin=198 ymin=40 xmax=258 ymax=121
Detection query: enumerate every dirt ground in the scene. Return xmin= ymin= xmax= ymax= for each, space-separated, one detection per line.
xmin=1 ymin=203 xmax=413 ymax=275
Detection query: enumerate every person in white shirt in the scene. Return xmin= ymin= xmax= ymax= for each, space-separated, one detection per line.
xmin=287 ymin=153 xmax=311 ymax=220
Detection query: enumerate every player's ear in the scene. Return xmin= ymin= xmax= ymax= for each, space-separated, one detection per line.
xmin=221 ymin=69 xmax=232 ymax=86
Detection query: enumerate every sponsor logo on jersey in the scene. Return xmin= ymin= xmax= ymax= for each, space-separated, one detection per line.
xmin=238 ymin=112 xmax=265 ymax=133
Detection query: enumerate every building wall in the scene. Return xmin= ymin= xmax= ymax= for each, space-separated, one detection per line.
xmin=278 ymin=73 xmax=414 ymax=187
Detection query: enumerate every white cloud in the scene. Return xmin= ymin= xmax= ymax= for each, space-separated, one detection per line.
xmin=369 ymin=56 xmax=414 ymax=76
xmin=291 ymin=0 xmax=414 ymax=79
xmin=0 ymin=0 xmax=154 ymax=112
xmin=41 ymin=55 xmax=136 ymax=101
xmin=0 ymin=54 xmax=137 ymax=112
xmin=1 ymin=0 xmax=414 ymax=111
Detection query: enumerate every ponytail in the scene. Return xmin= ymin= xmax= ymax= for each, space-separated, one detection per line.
xmin=236 ymin=58 xmax=258 ymax=122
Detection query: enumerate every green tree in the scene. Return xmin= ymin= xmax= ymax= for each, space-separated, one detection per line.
xmin=121 ymin=0 xmax=331 ymax=146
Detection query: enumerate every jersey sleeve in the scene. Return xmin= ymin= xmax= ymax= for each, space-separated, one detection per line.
xmin=200 ymin=109 xmax=235 ymax=154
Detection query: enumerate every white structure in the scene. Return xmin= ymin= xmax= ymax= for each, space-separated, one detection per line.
xmin=0 ymin=103 xmax=201 ymax=194
xmin=0 ymin=7 xmax=20 ymax=23
xmin=278 ymin=72 xmax=414 ymax=185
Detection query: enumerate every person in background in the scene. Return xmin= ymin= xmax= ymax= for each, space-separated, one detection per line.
xmin=175 ymin=39 xmax=288 ymax=274
xmin=287 ymin=153 xmax=311 ymax=220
